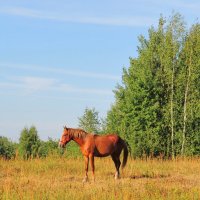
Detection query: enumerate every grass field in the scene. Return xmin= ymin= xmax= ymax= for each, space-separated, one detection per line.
xmin=0 ymin=155 xmax=200 ymax=200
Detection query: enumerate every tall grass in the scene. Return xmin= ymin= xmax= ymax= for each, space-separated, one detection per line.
xmin=0 ymin=156 xmax=200 ymax=199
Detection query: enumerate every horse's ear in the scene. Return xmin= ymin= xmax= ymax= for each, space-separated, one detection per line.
xmin=63 ymin=125 xmax=67 ymax=129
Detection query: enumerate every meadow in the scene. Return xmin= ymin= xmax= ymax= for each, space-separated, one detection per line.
xmin=0 ymin=155 xmax=200 ymax=200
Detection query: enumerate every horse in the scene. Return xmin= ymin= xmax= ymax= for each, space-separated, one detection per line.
xmin=59 ymin=126 xmax=128 ymax=182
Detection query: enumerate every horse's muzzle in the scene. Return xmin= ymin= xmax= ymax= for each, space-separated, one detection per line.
xmin=58 ymin=141 xmax=65 ymax=148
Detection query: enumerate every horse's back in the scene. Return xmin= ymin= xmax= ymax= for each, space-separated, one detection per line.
xmin=94 ymin=133 xmax=120 ymax=143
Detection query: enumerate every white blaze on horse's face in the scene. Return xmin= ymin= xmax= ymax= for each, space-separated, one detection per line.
xmin=59 ymin=128 xmax=70 ymax=147
xmin=59 ymin=140 xmax=65 ymax=148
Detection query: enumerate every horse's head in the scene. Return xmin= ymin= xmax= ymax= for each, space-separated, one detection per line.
xmin=59 ymin=126 xmax=72 ymax=148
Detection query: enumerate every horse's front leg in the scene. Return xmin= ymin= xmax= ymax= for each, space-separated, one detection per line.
xmin=89 ymin=154 xmax=95 ymax=182
xmin=83 ymin=155 xmax=89 ymax=183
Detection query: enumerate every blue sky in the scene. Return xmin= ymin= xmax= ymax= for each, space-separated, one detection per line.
xmin=0 ymin=0 xmax=200 ymax=141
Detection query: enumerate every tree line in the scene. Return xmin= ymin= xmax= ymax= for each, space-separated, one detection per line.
xmin=0 ymin=108 xmax=102 ymax=159
xmin=106 ymin=13 xmax=200 ymax=158
xmin=1 ymin=13 xmax=199 ymax=159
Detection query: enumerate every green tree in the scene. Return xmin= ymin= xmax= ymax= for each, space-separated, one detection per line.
xmin=107 ymin=13 xmax=200 ymax=158
xmin=179 ymin=23 xmax=200 ymax=155
xmin=38 ymin=137 xmax=61 ymax=157
xmin=0 ymin=136 xmax=16 ymax=159
xmin=78 ymin=107 xmax=101 ymax=133
xmin=18 ymin=126 xmax=41 ymax=159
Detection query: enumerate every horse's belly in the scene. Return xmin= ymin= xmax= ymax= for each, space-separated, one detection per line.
xmin=93 ymin=143 xmax=115 ymax=157
xmin=94 ymin=151 xmax=110 ymax=157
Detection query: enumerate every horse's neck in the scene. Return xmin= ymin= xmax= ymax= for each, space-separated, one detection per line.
xmin=69 ymin=129 xmax=88 ymax=146
xmin=72 ymin=137 xmax=85 ymax=147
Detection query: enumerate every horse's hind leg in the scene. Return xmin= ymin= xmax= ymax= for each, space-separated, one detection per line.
xmin=111 ymin=154 xmax=121 ymax=179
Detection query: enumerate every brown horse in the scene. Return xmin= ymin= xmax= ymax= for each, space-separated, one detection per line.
xmin=59 ymin=126 xmax=128 ymax=182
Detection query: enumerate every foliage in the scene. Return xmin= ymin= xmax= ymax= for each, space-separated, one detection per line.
xmin=106 ymin=13 xmax=200 ymax=158
xmin=78 ymin=107 xmax=101 ymax=133
xmin=38 ymin=137 xmax=62 ymax=158
xmin=65 ymin=141 xmax=82 ymax=158
xmin=0 ymin=136 xmax=16 ymax=159
xmin=18 ymin=126 xmax=41 ymax=159
xmin=18 ymin=127 xmax=67 ymax=159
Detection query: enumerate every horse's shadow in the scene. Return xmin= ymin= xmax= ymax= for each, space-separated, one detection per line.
xmin=105 ymin=172 xmax=170 ymax=180
xmin=129 ymin=173 xmax=170 ymax=179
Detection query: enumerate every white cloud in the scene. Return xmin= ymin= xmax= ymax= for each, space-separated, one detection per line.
xmin=19 ymin=76 xmax=56 ymax=91
xmin=0 ymin=62 xmax=120 ymax=81
xmin=0 ymin=62 xmax=116 ymax=96
xmin=0 ymin=6 xmax=156 ymax=27
xmin=0 ymin=76 xmax=57 ymax=92
xmin=0 ymin=75 xmax=113 ymax=96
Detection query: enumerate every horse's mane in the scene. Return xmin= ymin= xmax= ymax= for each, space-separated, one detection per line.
xmin=67 ymin=128 xmax=88 ymax=139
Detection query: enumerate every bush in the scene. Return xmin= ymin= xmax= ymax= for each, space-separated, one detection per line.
xmin=0 ymin=136 xmax=16 ymax=159
xmin=38 ymin=138 xmax=63 ymax=158
xmin=18 ymin=126 xmax=40 ymax=159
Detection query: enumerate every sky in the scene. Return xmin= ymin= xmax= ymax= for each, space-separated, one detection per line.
xmin=0 ymin=0 xmax=200 ymax=141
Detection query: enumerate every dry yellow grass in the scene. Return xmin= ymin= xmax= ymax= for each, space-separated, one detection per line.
xmin=0 ymin=156 xmax=200 ymax=200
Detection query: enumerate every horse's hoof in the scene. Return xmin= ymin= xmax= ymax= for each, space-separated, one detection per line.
xmin=115 ymin=173 xmax=120 ymax=180
xmin=82 ymin=177 xmax=88 ymax=183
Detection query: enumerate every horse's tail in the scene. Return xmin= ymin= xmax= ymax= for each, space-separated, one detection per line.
xmin=122 ymin=140 xmax=128 ymax=169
